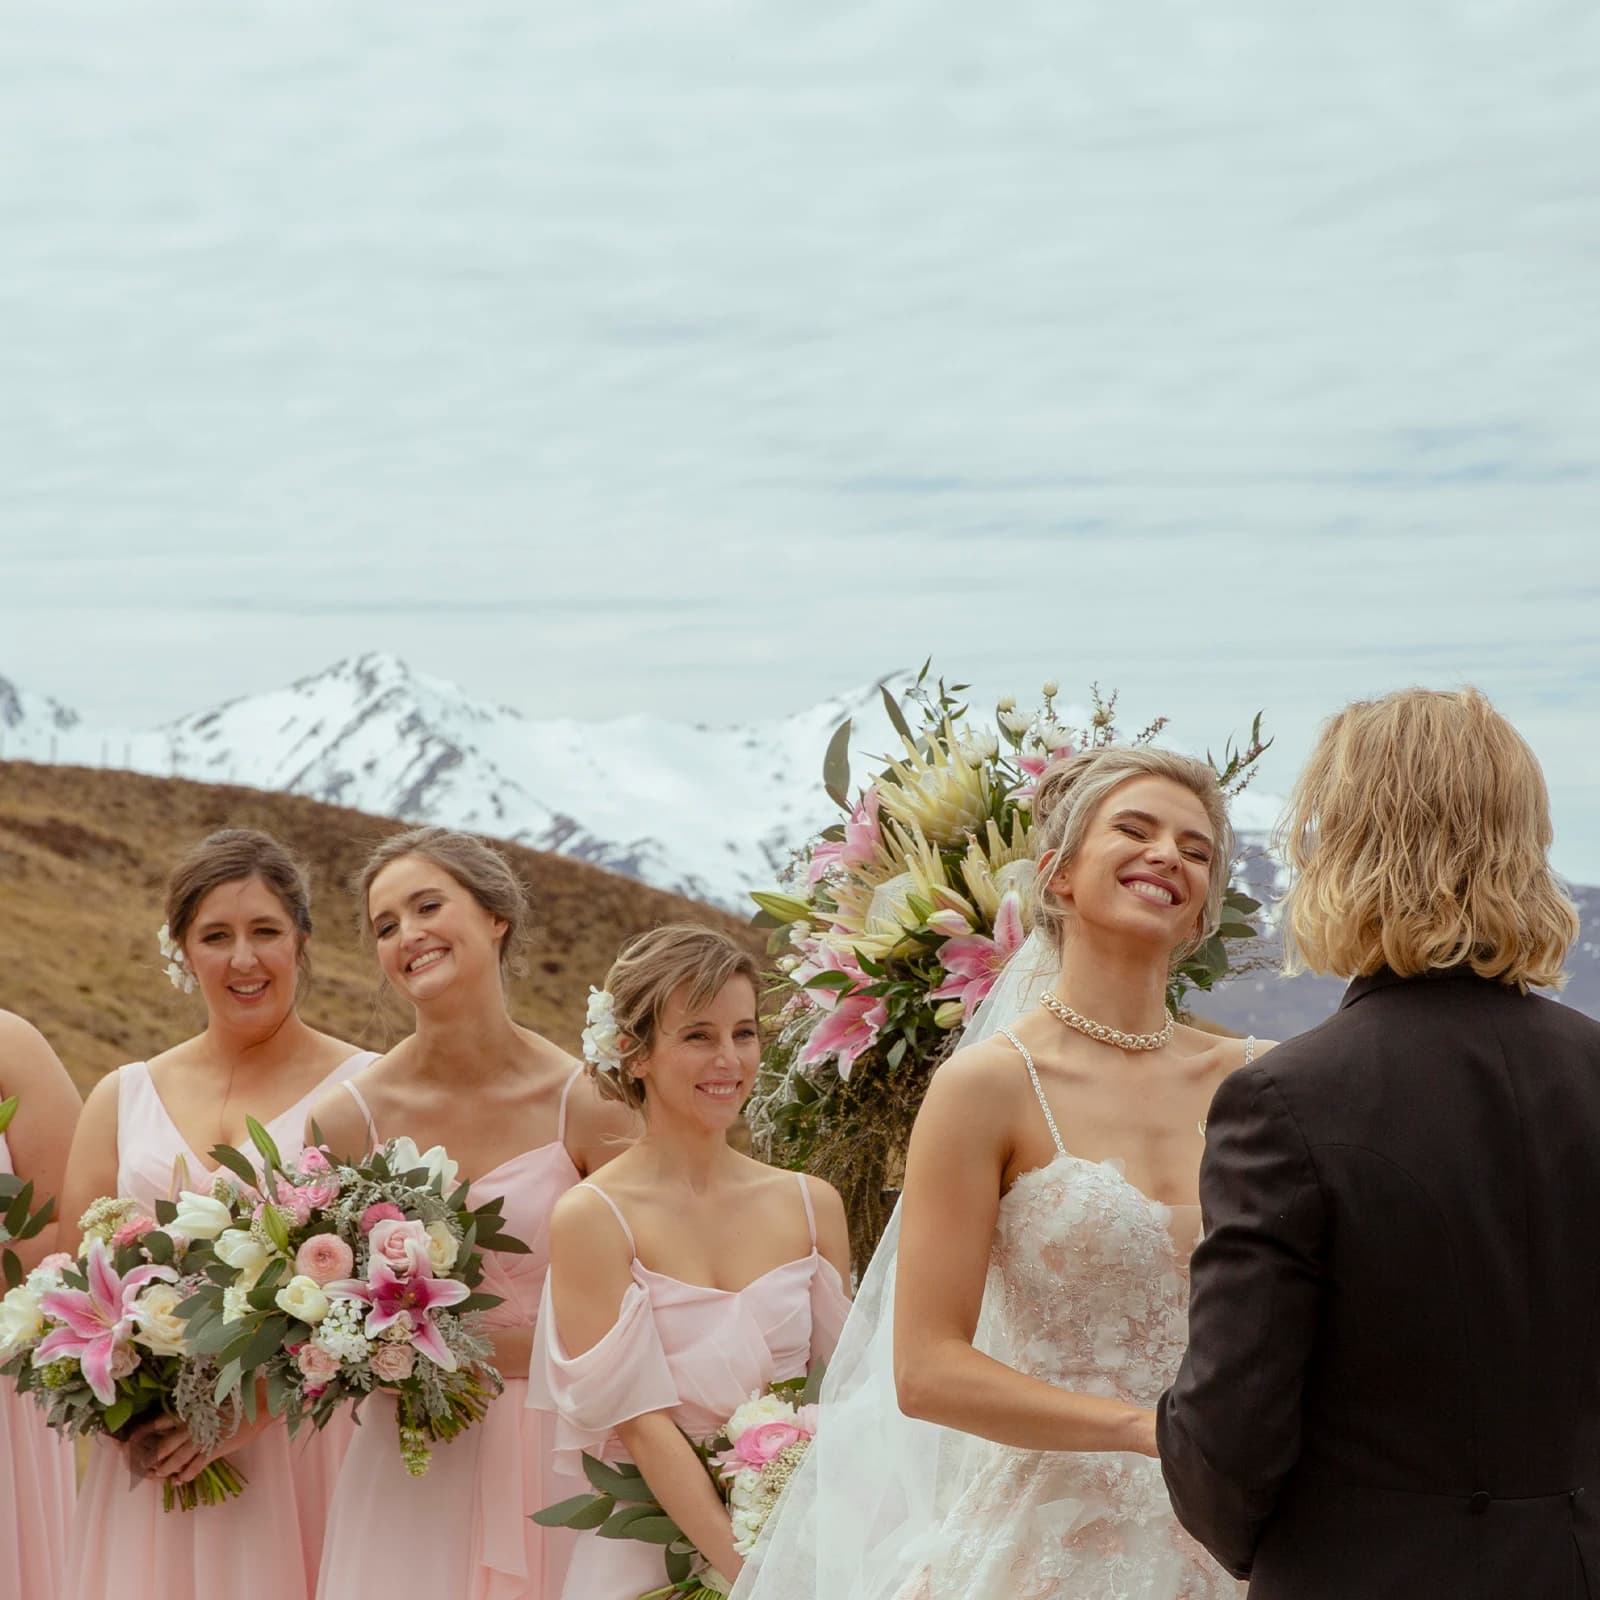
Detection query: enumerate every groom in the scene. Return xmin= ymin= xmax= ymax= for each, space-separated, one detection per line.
xmin=1158 ymin=688 xmax=1600 ymax=1598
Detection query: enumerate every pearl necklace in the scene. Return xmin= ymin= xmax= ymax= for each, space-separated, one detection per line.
xmin=1039 ymin=990 xmax=1174 ymax=1052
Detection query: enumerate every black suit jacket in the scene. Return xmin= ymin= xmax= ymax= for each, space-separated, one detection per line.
xmin=1158 ymin=969 xmax=1600 ymax=1599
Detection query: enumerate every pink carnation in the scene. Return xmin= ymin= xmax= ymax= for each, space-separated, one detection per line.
xmin=295 ymin=1233 xmax=355 ymax=1285
xmin=111 ymin=1215 xmax=156 ymax=1249
xmin=360 ymin=1202 xmax=405 ymax=1235
xmin=296 ymin=1343 xmax=340 ymax=1385
xmin=370 ymin=1342 xmax=416 ymax=1383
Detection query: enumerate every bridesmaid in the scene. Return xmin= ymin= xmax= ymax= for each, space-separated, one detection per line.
xmin=57 ymin=829 xmax=378 ymax=1600
xmin=311 ymin=826 xmax=636 ymax=1600
xmin=0 ymin=1010 xmax=81 ymax=1600
xmin=531 ymin=924 xmax=852 ymax=1599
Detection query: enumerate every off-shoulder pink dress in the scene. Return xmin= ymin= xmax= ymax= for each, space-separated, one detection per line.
xmin=530 ymin=1173 xmax=851 ymax=1600
xmin=315 ymin=1070 xmax=583 ymax=1600
xmin=64 ymin=1051 xmax=377 ymax=1600
xmin=0 ymin=1126 xmax=77 ymax=1600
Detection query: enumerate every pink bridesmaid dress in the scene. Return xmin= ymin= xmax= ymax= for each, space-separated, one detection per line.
xmin=0 ymin=1126 xmax=77 ymax=1600
xmin=530 ymin=1173 xmax=851 ymax=1600
xmin=65 ymin=1050 xmax=378 ymax=1600
xmin=315 ymin=1069 xmax=584 ymax=1600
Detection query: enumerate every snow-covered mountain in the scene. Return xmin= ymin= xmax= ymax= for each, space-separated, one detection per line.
xmin=0 ymin=654 xmax=907 ymax=907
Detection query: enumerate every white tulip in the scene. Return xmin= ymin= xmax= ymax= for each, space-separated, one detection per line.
xmin=275 ymin=1275 xmax=331 ymax=1325
xmin=171 ymin=1191 xmax=233 ymax=1241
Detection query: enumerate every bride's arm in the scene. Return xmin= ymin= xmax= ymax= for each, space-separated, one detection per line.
xmin=892 ymin=1044 xmax=1156 ymax=1456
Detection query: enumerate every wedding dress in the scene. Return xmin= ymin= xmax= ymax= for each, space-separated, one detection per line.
xmin=731 ymin=933 xmax=1244 ymax=1600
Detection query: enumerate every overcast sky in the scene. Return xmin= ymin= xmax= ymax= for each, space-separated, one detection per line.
xmin=3 ymin=2 xmax=1597 ymax=876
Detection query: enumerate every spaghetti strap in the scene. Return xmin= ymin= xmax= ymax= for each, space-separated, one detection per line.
xmin=556 ymin=1065 xmax=584 ymax=1146
xmin=1244 ymin=1035 xmax=1257 ymax=1065
xmin=999 ymin=1026 xmax=1068 ymax=1159
xmin=795 ymin=1171 xmax=817 ymax=1248
xmin=341 ymin=1079 xmax=379 ymax=1150
xmin=579 ymin=1182 xmax=636 ymax=1256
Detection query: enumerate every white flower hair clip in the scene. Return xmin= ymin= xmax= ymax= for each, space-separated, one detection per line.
xmin=157 ymin=923 xmax=197 ymax=995
xmin=582 ymin=986 xmax=625 ymax=1076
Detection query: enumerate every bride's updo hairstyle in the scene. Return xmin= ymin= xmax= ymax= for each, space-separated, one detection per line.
xmin=356 ymin=826 xmax=531 ymax=981
xmin=594 ymin=923 xmax=759 ymax=1111
xmin=1029 ymin=747 xmax=1233 ymax=965
xmin=166 ymin=828 xmax=315 ymax=983
xmin=1279 ymin=687 xmax=1579 ymax=990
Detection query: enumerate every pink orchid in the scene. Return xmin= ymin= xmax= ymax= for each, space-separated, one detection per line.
xmin=325 ymin=1261 xmax=470 ymax=1372
xmin=33 ymin=1240 xmax=177 ymax=1405
xmin=931 ymin=890 xmax=1028 ymax=1021
xmin=806 ymin=790 xmax=883 ymax=885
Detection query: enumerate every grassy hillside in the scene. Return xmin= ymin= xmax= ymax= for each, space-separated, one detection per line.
xmin=0 ymin=762 xmax=759 ymax=1094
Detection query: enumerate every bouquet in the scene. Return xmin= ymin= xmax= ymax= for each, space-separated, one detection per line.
xmin=178 ymin=1118 xmax=525 ymax=1476
xmin=746 ymin=668 xmax=1270 ymax=1262
xmin=0 ymin=1093 xmax=58 ymax=1288
xmin=0 ymin=1189 xmax=252 ymax=1510
xmin=534 ymin=1372 xmax=823 ymax=1600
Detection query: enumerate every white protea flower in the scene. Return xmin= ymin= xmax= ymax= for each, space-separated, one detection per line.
xmin=998 ymin=708 xmax=1031 ymax=737
xmin=1042 ymin=680 xmax=1060 ymax=698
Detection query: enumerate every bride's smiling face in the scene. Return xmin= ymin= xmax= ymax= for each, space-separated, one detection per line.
xmin=1044 ymin=775 xmax=1217 ymax=954
xmin=368 ymin=854 xmax=508 ymax=1002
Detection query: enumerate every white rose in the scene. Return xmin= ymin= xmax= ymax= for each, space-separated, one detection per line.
xmin=171 ymin=1191 xmax=233 ymax=1241
xmin=423 ymin=1221 xmax=460 ymax=1274
xmin=722 ymin=1393 xmax=797 ymax=1444
xmin=387 ymin=1138 xmax=460 ymax=1193
xmin=131 ymin=1282 xmax=189 ymax=1357
xmin=0 ymin=1285 xmax=44 ymax=1358
xmin=275 ymin=1275 xmax=330 ymax=1325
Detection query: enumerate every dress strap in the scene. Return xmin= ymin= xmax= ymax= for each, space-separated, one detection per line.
xmin=556 ymin=1065 xmax=584 ymax=1146
xmin=340 ymin=1079 xmax=379 ymax=1150
xmin=999 ymin=1026 xmax=1067 ymax=1159
xmin=1244 ymin=1035 xmax=1257 ymax=1065
xmin=579 ymin=1183 xmax=637 ymax=1256
xmin=795 ymin=1171 xmax=817 ymax=1248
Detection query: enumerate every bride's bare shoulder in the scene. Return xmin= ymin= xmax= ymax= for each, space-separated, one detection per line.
xmin=922 ymin=1033 xmax=1031 ymax=1117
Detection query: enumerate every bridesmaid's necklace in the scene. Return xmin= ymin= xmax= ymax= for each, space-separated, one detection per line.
xmin=1039 ymin=990 xmax=1174 ymax=1052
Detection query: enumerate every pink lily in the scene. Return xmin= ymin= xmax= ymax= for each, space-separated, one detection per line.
xmin=34 ymin=1239 xmax=177 ymax=1405
xmin=930 ymin=890 xmax=1028 ymax=1021
xmin=798 ymin=988 xmax=888 ymax=1082
xmin=1014 ymin=751 xmax=1058 ymax=803
xmin=325 ymin=1260 xmax=470 ymax=1372
xmin=806 ymin=791 xmax=883 ymax=885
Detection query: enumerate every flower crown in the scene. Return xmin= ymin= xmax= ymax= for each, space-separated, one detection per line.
xmin=157 ymin=923 xmax=197 ymax=995
xmin=582 ymin=986 xmax=624 ymax=1077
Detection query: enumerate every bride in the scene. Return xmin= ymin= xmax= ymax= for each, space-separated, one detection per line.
xmin=734 ymin=744 xmax=1271 ymax=1599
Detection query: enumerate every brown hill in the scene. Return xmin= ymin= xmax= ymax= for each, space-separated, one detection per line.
xmin=0 ymin=762 xmax=758 ymax=1094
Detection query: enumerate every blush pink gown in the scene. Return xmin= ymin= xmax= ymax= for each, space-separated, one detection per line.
xmin=64 ymin=1050 xmax=377 ymax=1600
xmin=0 ymin=1126 xmax=77 ymax=1600
xmin=530 ymin=1173 xmax=851 ymax=1600
xmin=315 ymin=1070 xmax=583 ymax=1600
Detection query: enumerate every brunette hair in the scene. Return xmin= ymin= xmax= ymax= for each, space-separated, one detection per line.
xmin=595 ymin=923 xmax=760 ymax=1111
xmin=165 ymin=829 xmax=314 ymax=980
xmin=1278 ymin=687 xmax=1579 ymax=989
xmin=1029 ymin=746 xmax=1232 ymax=964
xmin=356 ymin=826 xmax=531 ymax=979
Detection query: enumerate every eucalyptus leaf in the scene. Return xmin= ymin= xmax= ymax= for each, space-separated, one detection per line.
xmin=531 ymin=1493 xmax=606 ymax=1528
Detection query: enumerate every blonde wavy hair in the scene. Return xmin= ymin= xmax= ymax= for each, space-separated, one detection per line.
xmin=1278 ymin=687 xmax=1579 ymax=989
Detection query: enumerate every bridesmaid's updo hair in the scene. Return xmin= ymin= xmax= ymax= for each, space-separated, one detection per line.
xmin=595 ymin=923 xmax=760 ymax=1111
xmin=166 ymin=829 xmax=315 ymax=980
xmin=356 ymin=826 xmax=531 ymax=980
xmin=1029 ymin=747 xmax=1232 ymax=965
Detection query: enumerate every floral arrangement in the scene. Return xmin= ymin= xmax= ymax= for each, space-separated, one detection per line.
xmin=533 ymin=1372 xmax=823 ymax=1600
xmin=175 ymin=1120 xmax=526 ymax=1476
xmin=0 ymin=1189 xmax=252 ymax=1510
xmin=746 ymin=669 xmax=1270 ymax=1262
xmin=0 ymin=1094 xmax=58 ymax=1289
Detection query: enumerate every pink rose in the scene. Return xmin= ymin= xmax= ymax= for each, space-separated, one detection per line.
xmin=733 ymin=1420 xmax=804 ymax=1468
xmin=296 ymin=1147 xmax=332 ymax=1175
xmin=367 ymin=1218 xmax=431 ymax=1279
xmin=300 ymin=1179 xmax=340 ymax=1211
xmin=296 ymin=1343 xmax=340 ymax=1385
xmin=295 ymin=1233 xmax=355 ymax=1285
xmin=108 ymin=1343 xmax=141 ymax=1382
xmin=369 ymin=1342 xmax=416 ymax=1383
xmin=111 ymin=1214 xmax=156 ymax=1249
xmin=360 ymin=1202 xmax=405 ymax=1235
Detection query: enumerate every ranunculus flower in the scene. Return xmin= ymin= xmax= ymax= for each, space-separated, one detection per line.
xmin=369 ymin=1341 xmax=416 ymax=1382
xmin=296 ymin=1342 xmax=340 ymax=1384
xmin=732 ymin=1419 xmax=804 ymax=1468
xmin=300 ymin=1180 xmax=340 ymax=1210
xmin=130 ymin=1282 xmax=189 ymax=1356
xmin=171 ymin=1191 xmax=233 ymax=1241
xmin=295 ymin=1234 xmax=354 ymax=1286
xmin=359 ymin=1202 xmax=405 ymax=1235
xmin=423 ymin=1222 xmax=459 ymax=1275
xmin=275 ymin=1275 xmax=331 ymax=1325
xmin=367 ymin=1219 xmax=431 ymax=1280
xmin=296 ymin=1147 xmax=331 ymax=1175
